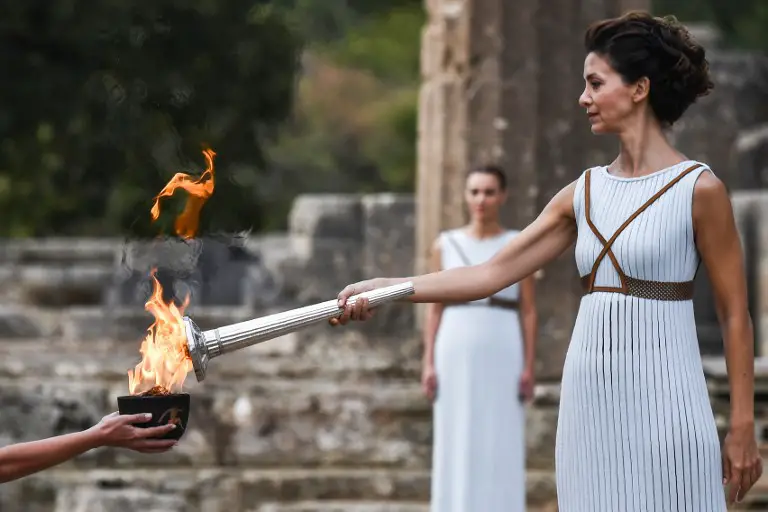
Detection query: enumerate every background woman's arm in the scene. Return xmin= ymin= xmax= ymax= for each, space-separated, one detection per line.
xmin=422 ymin=237 xmax=444 ymax=370
xmin=518 ymin=273 xmax=538 ymax=401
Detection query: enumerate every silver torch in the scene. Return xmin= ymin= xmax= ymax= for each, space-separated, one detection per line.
xmin=183 ymin=281 xmax=415 ymax=382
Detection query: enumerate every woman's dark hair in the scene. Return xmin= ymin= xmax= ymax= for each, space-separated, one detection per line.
xmin=584 ymin=11 xmax=714 ymax=126
xmin=467 ymin=164 xmax=507 ymax=190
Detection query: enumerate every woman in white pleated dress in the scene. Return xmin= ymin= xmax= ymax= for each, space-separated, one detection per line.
xmin=422 ymin=165 xmax=537 ymax=512
xmin=332 ymin=11 xmax=762 ymax=510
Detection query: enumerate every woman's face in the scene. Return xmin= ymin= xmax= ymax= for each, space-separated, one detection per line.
xmin=464 ymin=172 xmax=506 ymax=222
xmin=578 ymin=52 xmax=646 ymax=134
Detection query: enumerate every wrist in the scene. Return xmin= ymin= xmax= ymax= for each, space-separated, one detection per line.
xmin=82 ymin=426 xmax=106 ymax=450
xmin=729 ymin=416 xmax=755 ymax=431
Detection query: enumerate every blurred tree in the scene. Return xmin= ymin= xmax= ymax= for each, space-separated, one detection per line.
xmin=653 ymin=0 xmax=768 ymax=50
xmin=261 ymin=3 xmax=424 ymax=229
xmin=0 ymin=0 xmax=301 ymax=237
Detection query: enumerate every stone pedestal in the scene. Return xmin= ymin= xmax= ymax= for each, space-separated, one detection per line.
xmin=416 ymin=0 xmax=650 ymax=380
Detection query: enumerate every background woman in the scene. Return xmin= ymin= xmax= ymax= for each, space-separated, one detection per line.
xmin=422 ymin=164 xmax=537 ymax=512
xmin=332 ymin=11 xmax=762 ymax=510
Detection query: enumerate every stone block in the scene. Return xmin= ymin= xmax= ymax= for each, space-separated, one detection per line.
xmin=0 ymin=238 xmax=121 ymax=265
xmin=0 ymin=381 xmax=108 ymax=455
xmin=668 ymin=51 xmax=768 ymax=190
xmin=281 ymin=238 xmax=363 ymax=305
xmin=289 ymin=195 xmax=364 ymax=240
xmin=239 ymin=469 xmax=430 ymax=503
xmin=361 ymin=195 xmax=417 ymax=336
xmin=0 ymin=305 xmax=48 ymax=339
xmin=526 ymin=385 xmax=560 ymax=470
xmin=254 ymin=503 xmax=428 ymax=512
xmin=175 ymin=380 xmax=431 ymax=469
xmin=16 ymin=265 xmax=114 ymax=307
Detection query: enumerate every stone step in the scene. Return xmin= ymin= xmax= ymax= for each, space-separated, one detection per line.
xmin=0 ymin=238 xmax=121 ymax=265
xmin=24 ymin=468 xmax=557 ymax=512
xmin=8 ymin=264 xmax=116 ymax=306
xmin=23 ymin=468 xmax=431 ymax=512
xmin=255 ymin=501 xmax=428 ymax=512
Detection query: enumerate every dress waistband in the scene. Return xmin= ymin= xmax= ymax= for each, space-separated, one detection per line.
xmin=580 ymin=275 xmax=695 ymax=301
xmin=445 ymin=296 xmax=520 ymax=310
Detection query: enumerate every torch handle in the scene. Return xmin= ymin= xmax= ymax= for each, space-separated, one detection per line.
xmin=204 ymin=281 xmax=415 ymax=356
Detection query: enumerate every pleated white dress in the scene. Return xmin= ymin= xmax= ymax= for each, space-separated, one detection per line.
xmin=556 ymin=161 xmax=727 ymax=511
xmin=431 ymin=229 xmax=526 ymax=512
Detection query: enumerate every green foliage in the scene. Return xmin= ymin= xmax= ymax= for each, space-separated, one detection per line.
xmin=653 ymin=0 xmax=768 ymax=51
xmin=260 ymin=4 xmax=424 ymax=229
xmin=0 ymin=0 xmax=301 ymax=237
xmin=322 ymin=6 xmax=424 ymax=83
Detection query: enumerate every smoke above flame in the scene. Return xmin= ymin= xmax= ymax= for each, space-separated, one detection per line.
xmin=128 ymin=149 xmax=216 ymax=396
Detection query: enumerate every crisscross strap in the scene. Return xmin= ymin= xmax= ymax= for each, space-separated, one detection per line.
xmin=582 ymin=163 xmax=703 ymax=299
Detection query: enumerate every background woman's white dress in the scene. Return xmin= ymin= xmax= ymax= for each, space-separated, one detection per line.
xmin=431 ymin=228 xmax=526 ymax=512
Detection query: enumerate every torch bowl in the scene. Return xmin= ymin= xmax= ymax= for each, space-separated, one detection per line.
xmin=117 ymin=393 xmax=190 ymax=441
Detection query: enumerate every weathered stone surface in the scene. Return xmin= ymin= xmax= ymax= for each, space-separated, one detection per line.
xmin=281 ymin=238 xmax=363 ymax=305
xmin=0 ymin=238 xmax=120 ymax=265
xmin=0 ymin=305 xmax=48 ymax=339
xmin=289 ymin=195 xmax=364 ymax=240
xmin=668 ymin=51 xmax=768 ymax=190
xmin=361 ymin=195 xmax=417 ymax=336
xmin=14 ymin=265 xmax=114 ymax=307
xmin=0 ymin=381 xmax=108 ymax=463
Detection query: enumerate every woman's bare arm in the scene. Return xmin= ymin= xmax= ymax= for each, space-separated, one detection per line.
xmin=358 ymin=181 xmax=577 ymax=304
xmin=693 ymin=170 xmax=760 ymax=503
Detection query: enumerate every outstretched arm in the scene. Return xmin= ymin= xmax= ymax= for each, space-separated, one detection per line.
xmin=333 ymin=180 xmax=578 ymax=316
xmin=0 ymin=412 xmax=176 ymax=483
xmin=693 ymin=171 xmax=761 ymax=504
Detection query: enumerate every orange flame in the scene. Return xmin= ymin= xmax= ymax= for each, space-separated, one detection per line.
xmin=128 ymin=148 xmax=216 ymax=395
xmin=127 ymin=269 xmax=193 ymax=395
xmin=150 ymin=148 xmax=216 ymax=239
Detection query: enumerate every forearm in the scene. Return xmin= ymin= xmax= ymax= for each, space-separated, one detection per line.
xmin=0 ymin=430 xmax=101 ymax=483
xmin=422 ymin=304 xmax=443 ymax=366
xmin=382 ymin=264 xmax=502 ymax=304
xmin=522 ymin=310 xmax=537 ymax=370
xmin=722 ymin=311 xmax=755 ymax=427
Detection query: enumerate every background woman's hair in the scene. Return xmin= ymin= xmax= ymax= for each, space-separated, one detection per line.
xmin=467 ymin=164 xmax=507 ymax=190
xmin=584 ymin=10 xmax=714 ymax=126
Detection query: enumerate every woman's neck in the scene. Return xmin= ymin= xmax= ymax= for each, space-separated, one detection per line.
xmin=465 ymin=220 xmax=504 ymax=240
xmin=612 ymin=115 xmax=686 ymax=177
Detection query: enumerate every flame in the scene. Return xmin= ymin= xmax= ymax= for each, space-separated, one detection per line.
xmin=150 ymin=148 xmax=216 ymax=239
xmin=128 ymin=148 xmax=216 ymax=395
xmin=128 ymin=270 xmax=194 ymax=395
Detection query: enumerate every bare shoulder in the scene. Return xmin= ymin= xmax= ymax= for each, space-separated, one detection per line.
xmin=692 ymin=169 xmax=731 ymax=217
xmin=691 ymin=168 xmax=736 ymax=237
xmin=545 ymin=178 xmax=579 ymax=220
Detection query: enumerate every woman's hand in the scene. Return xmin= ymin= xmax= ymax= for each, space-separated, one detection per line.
xmin=329 ymin=278 xmax=390 ymax=326
xmin=422 ymin=364 xmax=438 ymax=401
xmin=722 ymin=422 xmax=763 ymax=505
xmin=518 ymin=367 xmax=535 ymax=403
xmin=89 ymin=412 xmax=177 ymax=454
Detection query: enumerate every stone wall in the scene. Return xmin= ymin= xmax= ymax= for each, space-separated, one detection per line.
xmin=0 ymin=193 xmax=559 ymax=511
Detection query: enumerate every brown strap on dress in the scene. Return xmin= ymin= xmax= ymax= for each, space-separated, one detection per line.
xmin=443 ymin=233 xmax=520 ymax=310
xmin=582 ymin=163 xmax=703 ymax=300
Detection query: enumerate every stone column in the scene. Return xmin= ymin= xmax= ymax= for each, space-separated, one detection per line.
xmin=416 ymin=0 xmax=650 ymax=379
